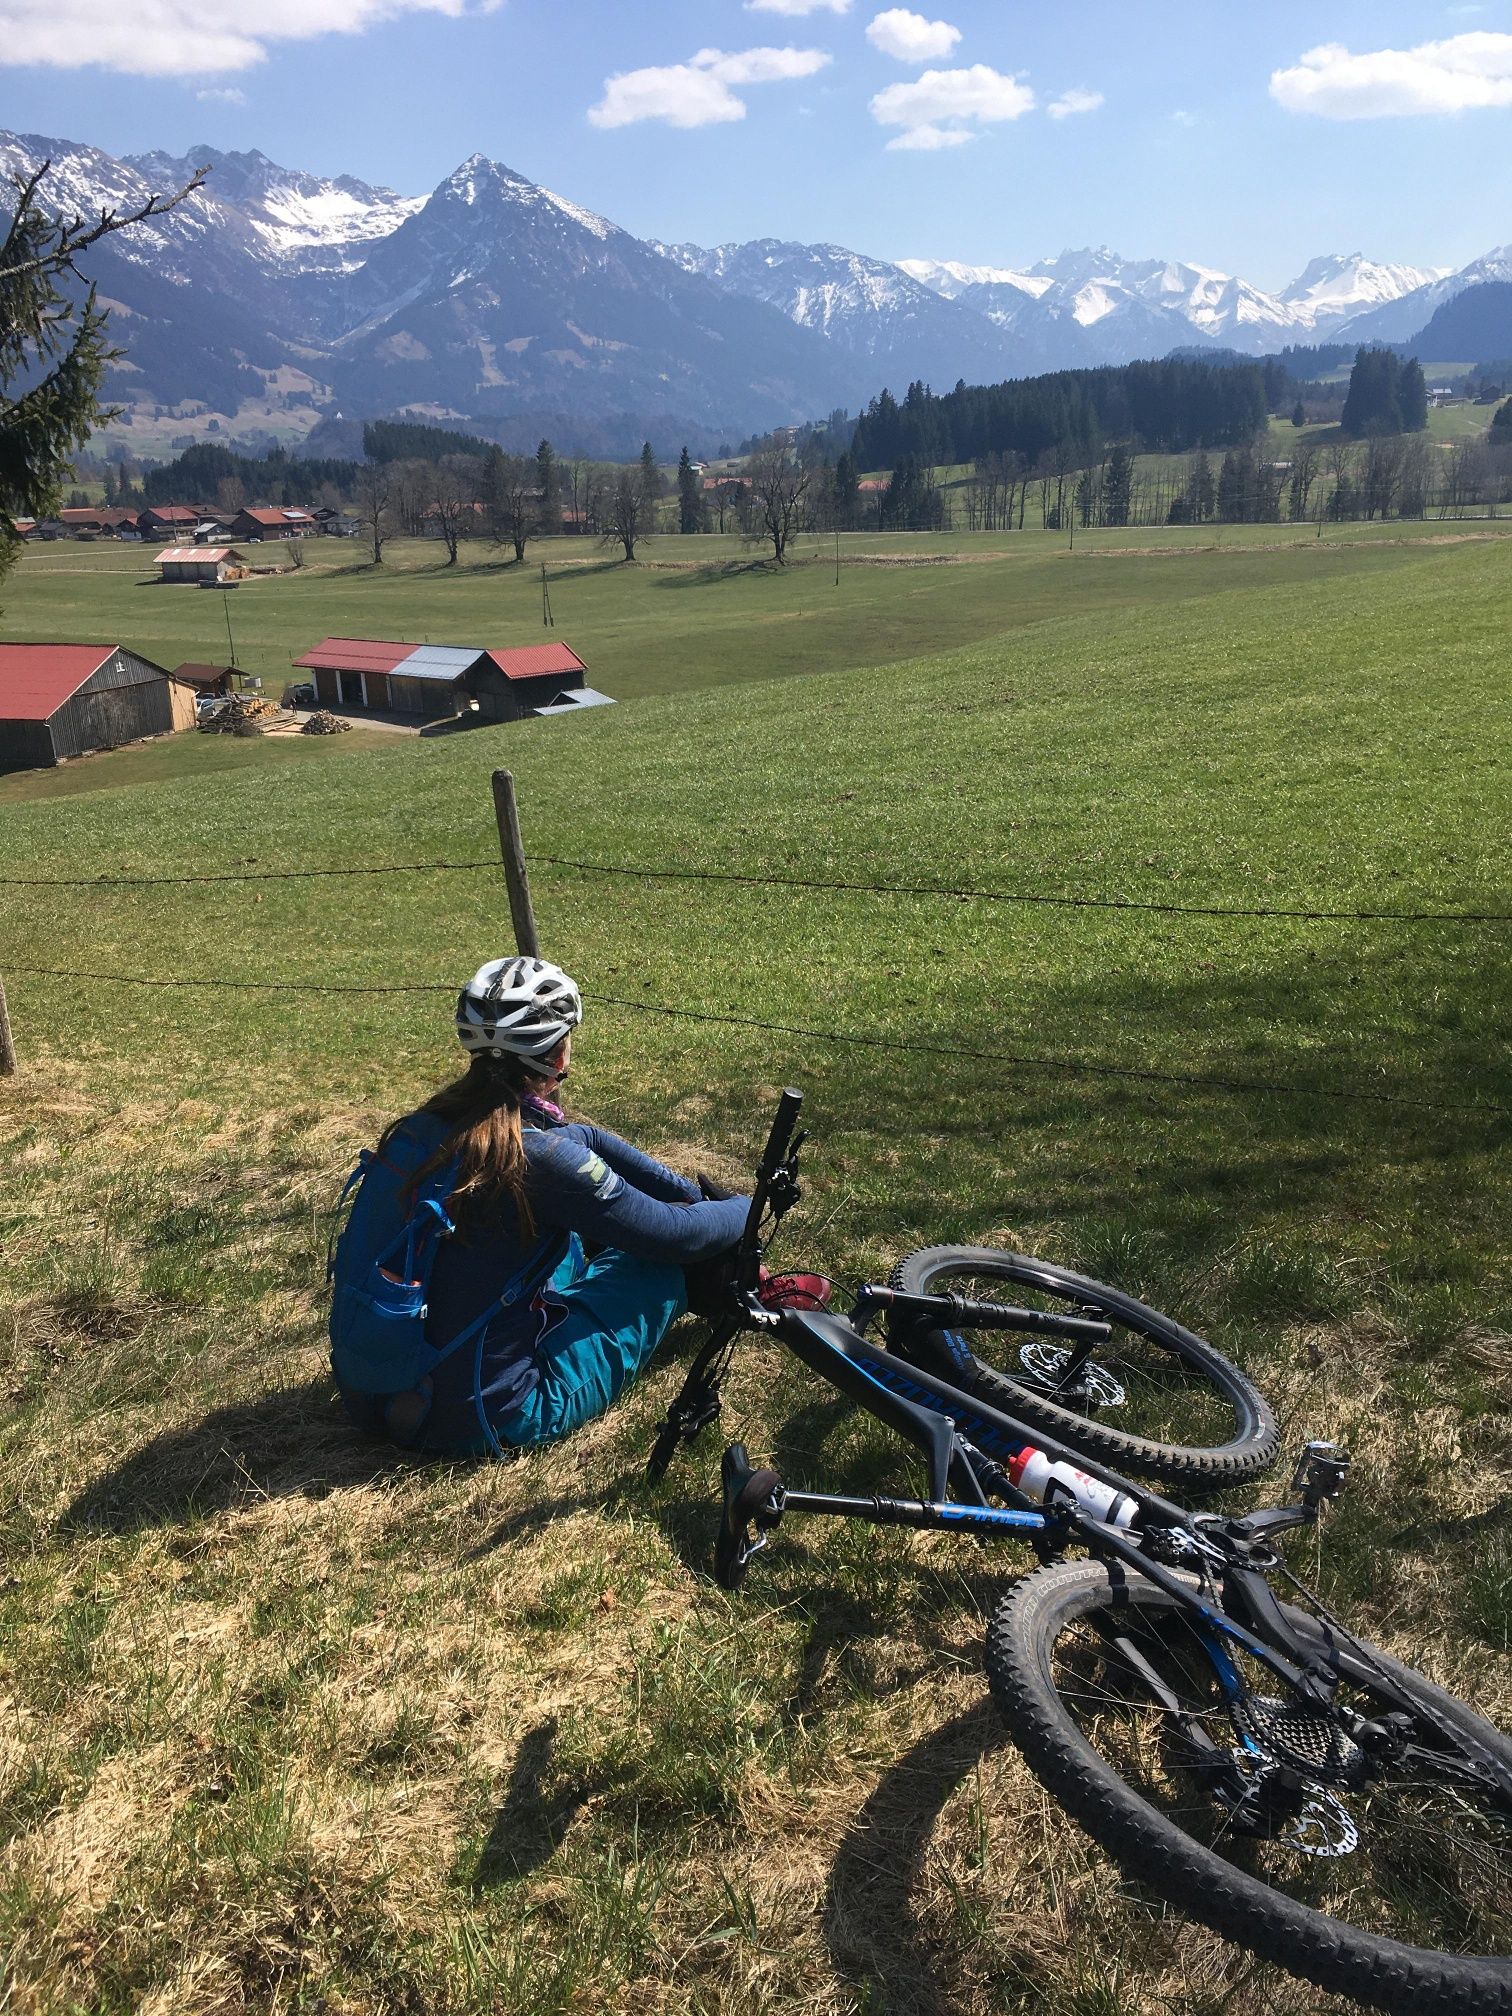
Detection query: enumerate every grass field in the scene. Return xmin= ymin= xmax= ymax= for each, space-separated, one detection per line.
xmin=5 ymin=518 xmax=1512 ymax=742
xmin=2 ymin=527 xmax=1510 ymax=2013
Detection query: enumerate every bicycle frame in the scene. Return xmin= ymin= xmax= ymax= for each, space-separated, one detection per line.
xmin=649 ymin=1087 xmax=1425 ymax=1721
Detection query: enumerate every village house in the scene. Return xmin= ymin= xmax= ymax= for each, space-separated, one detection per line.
xmin=292 ymin=636 xmax=612 ymax=722
xmin=57 ymin=507 xmax=142 ymax=538
xmin=0 ymin=642 xmax=192 ymax=773
xmin=137 ymin=504 xmax=203 ymax=539
xmin=155 ymin=546 xmax=248 ymax=585
xmin=226 ymin=505 xmax=316 ymax=542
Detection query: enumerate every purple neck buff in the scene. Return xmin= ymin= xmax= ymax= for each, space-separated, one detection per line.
xmin=524 ymin=1089 xmax=566 ymax=1125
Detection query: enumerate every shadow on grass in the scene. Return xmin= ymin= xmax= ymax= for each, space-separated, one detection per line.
xmin=472 ymin=1715 xmax=590 ymax=1888
xmin=58 ymin=1377 xmax=415 ymax=1533
xmin=652 ymin=557 xmax=779 ymax=590
xmin=822 ymin=1699 xmax=1004 ymax=2016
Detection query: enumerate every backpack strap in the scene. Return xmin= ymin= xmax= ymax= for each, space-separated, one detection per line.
xmin=428 ymin=1225 xmax=570 ymax=1368
xmin=327 ymin=1150 xmax=374 ymax=1283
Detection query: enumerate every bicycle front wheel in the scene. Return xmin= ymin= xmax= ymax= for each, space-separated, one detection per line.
xmin=985 ymin=1560 xmax=1512 ymax=2015
xmin=888 ymin=1245 xmax=1277 ymax=1486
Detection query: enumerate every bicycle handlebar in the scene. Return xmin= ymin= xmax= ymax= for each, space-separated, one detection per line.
xmin=736 ymin=1087 xmax=804 ymax=1292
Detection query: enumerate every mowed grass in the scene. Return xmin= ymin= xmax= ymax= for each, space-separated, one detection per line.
xmin=1 ymin=532 xmax=1510 ymax=2014
xmin=5 ymin=517 xmax=1512 ymax=740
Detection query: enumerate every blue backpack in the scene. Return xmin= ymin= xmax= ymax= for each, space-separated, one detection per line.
xmin=327 ymin=1119 xmax=562 ymax=1420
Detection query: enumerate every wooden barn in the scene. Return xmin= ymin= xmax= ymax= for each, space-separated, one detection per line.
xmin=155 ymin=546 xmax=247 ymax=585
xmin=469 ymin=643 xmax=609 ymax=722
xmin=292 ymin=637 xmax=612 ymax=722
xmin=0 ymin=643 xmax=185 ymax=773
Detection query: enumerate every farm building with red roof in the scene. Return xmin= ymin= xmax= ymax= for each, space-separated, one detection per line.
xmin=0 ymin=643 xmax=186 ymax=772
xmin=292 ymin=637 xmax=611 ymax=723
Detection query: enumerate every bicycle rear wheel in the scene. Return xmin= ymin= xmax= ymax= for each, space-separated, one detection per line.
xmin=888 ymin=1246 xmax=1277 ymax=1486
xmin=985 ymin=1559 xmax=1512 ymax=2015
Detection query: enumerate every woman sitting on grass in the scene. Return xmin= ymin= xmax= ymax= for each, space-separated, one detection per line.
xmin=332 ymin=955 xmax=751 ymax=1456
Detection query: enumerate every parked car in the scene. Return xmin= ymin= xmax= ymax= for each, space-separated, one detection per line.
xmin=284 ymin=681 xmax=316 ymax=707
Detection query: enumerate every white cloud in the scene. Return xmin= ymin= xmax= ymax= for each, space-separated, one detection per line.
xmin=887 ymin=121 xmax=972 ymax=149
xmin=0 ymin=0 xmax=478 ymax=74
xmin=589 ymin=44 xmax=831 ymax=129
xmin=1170 ymin=107 xmax=1197 ymax=128
xmin=1270 ymin=32 xmax=1512 ymax=118
xmin=197 ymin=84 xmax=247 ymax=101
xmin=745 ymin=0 xmax=849 ymax=12
xmin=1047 ymin=86 xmax=1103 ymax=119
xmin=870 ymin=62 xmax=1035 ymax=148
xmin=866 ymin=9 xmax=960 ymax=63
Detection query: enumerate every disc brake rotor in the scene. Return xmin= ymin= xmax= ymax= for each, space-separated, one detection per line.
xmin=1222 ymin=1752 xmax=1361 ymax=1858
xmin=1017 ymin=1340 xmax=1127 ymax=1409
xmin=1284 ymin=1787 xmax=1360 ymax=1858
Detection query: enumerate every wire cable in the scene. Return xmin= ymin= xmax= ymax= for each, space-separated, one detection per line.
xmin=8 ymin=964 xmax=1504 ymax=1117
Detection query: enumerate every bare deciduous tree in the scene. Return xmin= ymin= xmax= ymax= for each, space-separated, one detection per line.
xmin=483 ymin=446 xmax=534 ymax=561
xmin=745 ymin=439 xmax=809 ymax=564
xmin=430 ymin=456 xmax=476 ymax=565
xmin=600 ymin=468 xmax=643 ymax=562
xmin=357 ymin=458 xmax=391 ymax=565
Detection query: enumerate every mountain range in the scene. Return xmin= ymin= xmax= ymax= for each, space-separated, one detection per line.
xmin=3 ymin=127 xmax=1509 ymax=460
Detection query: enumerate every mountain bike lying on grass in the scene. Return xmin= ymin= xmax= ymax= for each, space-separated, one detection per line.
xmin=648 ymin=1091 xmax=1512 ymax=2016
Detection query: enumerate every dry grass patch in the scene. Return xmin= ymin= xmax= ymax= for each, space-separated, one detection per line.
xmin=2 ymin=1072 xmax=1509 ymax=2013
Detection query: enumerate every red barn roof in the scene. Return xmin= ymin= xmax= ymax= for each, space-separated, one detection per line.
xmin=142 ymin=505 xmax=200 ymax=523
xmin=293 ymin=637 xmax=418 ymax=674
xmin=482 ymin=643 xmax=588 ymax=682
xmin=0 ymin=643 xmax=116 ymax=720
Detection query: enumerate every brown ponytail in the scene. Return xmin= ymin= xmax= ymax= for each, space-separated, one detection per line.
xmin=379 ymin=1055 xmax=543 ymax=1241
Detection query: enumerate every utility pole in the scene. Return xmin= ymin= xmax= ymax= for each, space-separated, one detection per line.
xmin=834 ymin=522 xmax=840 ymax=588
xmin=491 ymin=769 xmax=540 ymax=958
xmin=540 ymin=561 xmax=554 ymax=627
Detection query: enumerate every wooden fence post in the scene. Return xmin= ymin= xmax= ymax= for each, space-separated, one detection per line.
xmin=0 ymin=969 xmax=16 ymax=1077
xmin=491 ymin=768 xmax=540 ymax=958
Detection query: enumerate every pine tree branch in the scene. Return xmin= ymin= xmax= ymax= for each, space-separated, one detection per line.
xmin=0 ymin=162 xmax=210 ymax=283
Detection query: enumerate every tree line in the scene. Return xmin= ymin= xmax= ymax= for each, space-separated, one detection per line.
xmin=849 ymin=359 xmax=1273 ymax=471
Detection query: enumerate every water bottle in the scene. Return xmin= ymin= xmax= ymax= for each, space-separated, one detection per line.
xmin=1007 ymin=1445 xmax=1140 ymax=1529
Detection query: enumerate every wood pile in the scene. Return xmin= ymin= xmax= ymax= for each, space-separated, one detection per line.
xmin=301 ymin=710 xmax=353 ymax=735
xmin=198 ymin=696 xmax=286 ymax=736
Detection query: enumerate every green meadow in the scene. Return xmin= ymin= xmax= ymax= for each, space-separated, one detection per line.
xmin=1 ymin=526 xmax=1509 ymax=2014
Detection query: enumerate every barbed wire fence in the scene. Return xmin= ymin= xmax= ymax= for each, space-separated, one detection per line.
xmin=2 ymin=770 xmax=1508 ymax=1120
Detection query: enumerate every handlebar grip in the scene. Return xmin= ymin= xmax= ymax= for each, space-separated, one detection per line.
xmin=759 ymin=1088 xmax=804 ymax=1176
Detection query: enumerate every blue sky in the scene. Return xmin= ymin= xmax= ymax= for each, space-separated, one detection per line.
xmin=4 ymin=1 xmax=1510 ymax=287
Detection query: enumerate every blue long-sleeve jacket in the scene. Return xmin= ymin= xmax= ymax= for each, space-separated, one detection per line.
xmin=422 ymin=1112 xmax=750 ymax=1352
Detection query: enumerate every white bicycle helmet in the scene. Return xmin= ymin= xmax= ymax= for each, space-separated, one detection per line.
xmin=455 ymin=955 xmax=582 ymax=1073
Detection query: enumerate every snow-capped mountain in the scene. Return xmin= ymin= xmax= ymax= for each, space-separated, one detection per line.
xmin=3 ymin=124 xmax=1504 ymax=455
xmin=1336 ymin=244 xmax=1512 ymax=345
xmin=329 ymin=160 xmax=857 ymax=434
xmin=652 ymin=237 xmax=1022 ymax=387
xmin=895 ymin=258 xmax=1050 ymax=302
xmin=0 ymin=129 xmax=858 ymax=451
xmin=1281 ymin=253 xmax=1448 ymax=328
xmin=900 ymin=245 xmax=1454 ymax=362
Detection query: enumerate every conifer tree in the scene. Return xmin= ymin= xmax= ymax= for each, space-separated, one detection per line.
xmin=1398 ymin=358 xmax=1429 ymax=433
xmin=676 ymin=445 xmax=707 ymax=534
xmin=1103 ymin=442 xmax=1135 ymax=526
xmin=536 ymin=437 xmax=560 ymax=532
xmin=1 ymin=157 xmax=202 ymax=597
xmin=638 ymin=441 xmax=663 ymax=525
xmin=1291 ymin=400 xmax=1307 ymax=428
xmin=833 ymin=450 xmax=859 ymax=527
